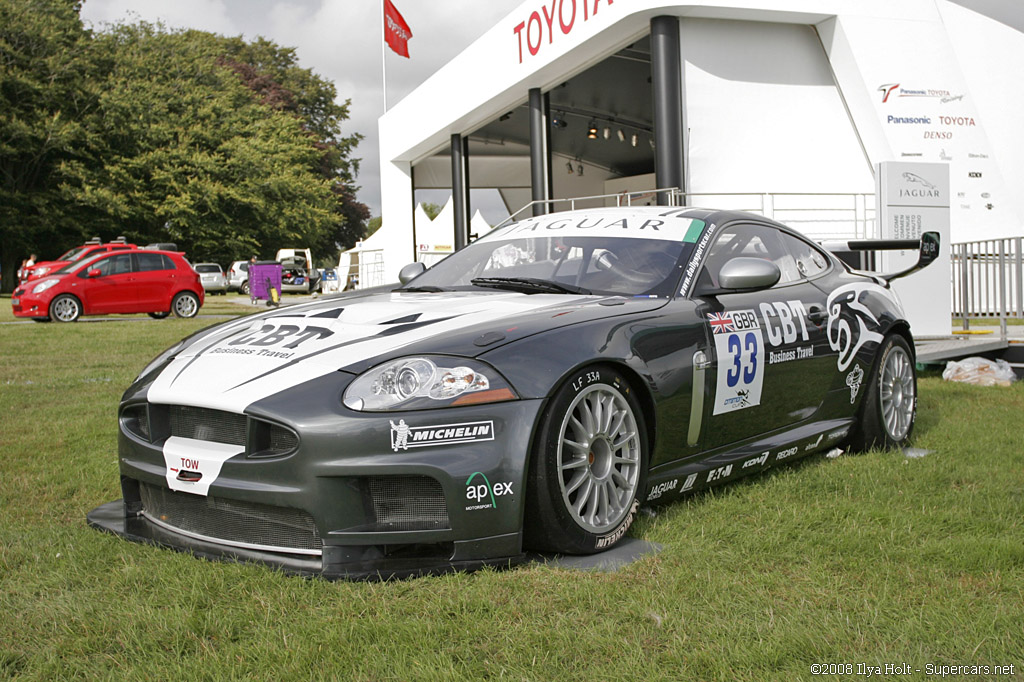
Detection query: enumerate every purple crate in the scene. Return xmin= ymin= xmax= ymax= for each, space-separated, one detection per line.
xmin=249 ymin=262 xmax=282 ymax=301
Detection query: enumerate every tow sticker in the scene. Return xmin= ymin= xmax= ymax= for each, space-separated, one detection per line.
xmin=709 ymin=310 xmax=765 ymax=414
xmin=163 ymin=436 xmax=242 ymax=496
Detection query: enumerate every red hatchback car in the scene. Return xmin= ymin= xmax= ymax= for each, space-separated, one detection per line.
xmin=20 ymin=238 xmax=137 ymax=283
xmin=11 ymin=250 xmax=204 ymax=322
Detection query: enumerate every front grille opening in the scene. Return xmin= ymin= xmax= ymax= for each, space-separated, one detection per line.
xmin=249 ymin=419 xmax=299 ymax=459
xmin=169 ymin=405 xmax=246 ymax=445
xmin=121 ymin=405 xmax=150 ymax=441
xmin=367 ymin=476 xmax=450 ymax=532
xmin=139 ymin=482 xmax=322 ymax=554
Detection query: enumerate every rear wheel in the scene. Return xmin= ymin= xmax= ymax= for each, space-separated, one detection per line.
xmin=849 ymin=334 xmax=916 ymax=450
xmin=239 ymin=280 xmax=249 ymax=296
xmin=525 ymin=365 xmax=648 ymax=554
xmin=50 ymin=294 xmax=81 ymax=323
xmin=171 ymin=292 xmax=199 ymax=318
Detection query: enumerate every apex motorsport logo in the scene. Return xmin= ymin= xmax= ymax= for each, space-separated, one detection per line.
xmin=465 ymin=472 xmax=513 ymax=511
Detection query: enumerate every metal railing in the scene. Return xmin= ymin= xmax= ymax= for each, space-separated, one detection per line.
xmin=951 ymin=237 xmax=1024 ymax=334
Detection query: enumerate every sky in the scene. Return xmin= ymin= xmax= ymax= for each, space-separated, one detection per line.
xmin=78 ymin=0 xmax=1022 ymax=221
xmin=78 ymin=0 xmax=524 ymax=219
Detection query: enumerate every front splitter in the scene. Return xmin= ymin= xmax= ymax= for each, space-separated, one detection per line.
xmin=87 ymin=500 xmax=527 ymax=581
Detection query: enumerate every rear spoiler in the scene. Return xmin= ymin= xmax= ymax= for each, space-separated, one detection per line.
xmin=820 ymin=231 xmax=940 ymax=282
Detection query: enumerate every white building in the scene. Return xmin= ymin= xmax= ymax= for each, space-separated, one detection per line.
xmin=371 ymin=0 xmax=1023 ymax=288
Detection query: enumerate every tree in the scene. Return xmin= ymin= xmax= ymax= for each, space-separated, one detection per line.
xmin=0 ymin=0 xmax=93 ymax=292
xmin=216 ymin=36 xmax=369 ymax=259
xmin=422 ymin=202 xmax=443 ymax=220
xmin=61 ymin=25 xmax=339 ymax=266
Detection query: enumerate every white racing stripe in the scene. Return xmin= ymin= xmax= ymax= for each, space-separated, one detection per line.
xmin=147 ymin=291 xmax=582 ymax=413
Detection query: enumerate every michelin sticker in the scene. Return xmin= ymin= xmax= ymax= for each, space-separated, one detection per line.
xmin=390 ymin=419 xmax=494 ymax=451
xmin=846 ymin=364 xmax=865 ymax=404
xmin=709 ymin=310 xmax=765 ymax=415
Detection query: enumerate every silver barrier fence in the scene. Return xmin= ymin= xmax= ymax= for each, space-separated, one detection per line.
xmin=951 ymin=237 xmax=1024 ymax=334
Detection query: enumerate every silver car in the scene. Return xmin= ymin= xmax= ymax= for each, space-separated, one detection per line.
xmin=195 ymin=263 xmax=227 ymax=295
xmin=227 ymin=260 xmax=250 ymax=294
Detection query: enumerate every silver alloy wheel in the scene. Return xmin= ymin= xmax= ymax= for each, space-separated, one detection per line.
xmin=173 ymin=293 xmax=198 ymax=318
xmin=879 ymin=345 xmax=915 ymax=441
xmin=557 ymin=384 xmax=641 ymax=533
xmin=52 ymin=296 xmax=80 ymax=322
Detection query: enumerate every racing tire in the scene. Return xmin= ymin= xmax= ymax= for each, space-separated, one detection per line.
xmin=848 ymin=334 xmax=917 ymax=451
xmin=171 ymin=292 xmax=199 ymax=319
xmin=239 ymin=280 xmax=249 ymax=296
xmin=50 ymin=294 xmax=82 ymax=323
xmin=148 ymin=312 xmax=170 ymax=319
xmin=524 ymin=365 xmax=648 ymax=554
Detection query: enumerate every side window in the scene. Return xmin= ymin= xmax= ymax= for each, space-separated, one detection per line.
xmin=84 ymin=253 xmax=133 ymax=277
xmin=135 ymin=253 xmax=170 ymax=272
xmin=695 ymin=224 xmax=799 ymax=289
xmin=777 ymin=232 xmax=830 ymax=279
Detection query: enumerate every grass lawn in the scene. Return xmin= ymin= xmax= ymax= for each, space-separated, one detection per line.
xmin=1 ymin=293 xmax=1022 ymax=680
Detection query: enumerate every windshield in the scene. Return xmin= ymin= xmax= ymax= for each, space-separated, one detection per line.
xmin=59 ymin=246 xmax=87 ymax=261
xmin=405 ymin=212 xmax=705 ymax=297
xmin=52 ymin=252 xmax=107 ymax=276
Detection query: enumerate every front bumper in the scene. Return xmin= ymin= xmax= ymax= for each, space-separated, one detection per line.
xmin=93 ymin=371 xmax=545 ymax=579
xmin=11 ymin=288 xmax=54 ymax=319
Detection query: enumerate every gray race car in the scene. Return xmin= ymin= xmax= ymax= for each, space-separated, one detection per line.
xmin=88 ymin=207 xmax=938 ymax=579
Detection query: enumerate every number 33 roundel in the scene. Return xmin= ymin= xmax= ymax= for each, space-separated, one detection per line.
xmin=708 ymin=310 xmax=765 ymax=415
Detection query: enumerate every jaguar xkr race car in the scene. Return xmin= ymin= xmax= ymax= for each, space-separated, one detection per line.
xmin=88 ymin=207 xmax=938 ymax=579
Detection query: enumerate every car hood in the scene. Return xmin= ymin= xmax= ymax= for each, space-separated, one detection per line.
xmin=145 ymin=290 xmax=663 ymax=413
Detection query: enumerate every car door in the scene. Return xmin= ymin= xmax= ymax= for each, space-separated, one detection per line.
xmin=77 ymin=253 xmax=136 ymax=314
xmin=691 ymin=222 xmax=834 ymax=452
xmin=133 ymin=252 xmax=175 ymax=310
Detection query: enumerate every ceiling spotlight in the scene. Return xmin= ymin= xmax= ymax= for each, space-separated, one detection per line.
xmin=587 ymin=120 xmax=598 ymax=139
xmin=617 ymin=129 xmax=625 ymax=142
xmin=566 ymin=161 xmax=574 ymax=175
xmin=631 ymin=133 xmax=638 ymax=147
xmin=499 ymin=111 xmax=512 ymax=122
xmin=577 ymin=163 xmax=584 ymax=176
xmin=603 ymin=127 xmax=610 ymax=139
xmin=552 ymin=115 xmax=567 ymax=129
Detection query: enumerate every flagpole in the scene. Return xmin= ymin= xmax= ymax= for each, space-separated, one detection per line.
xmin=381 ymin=0 xmax=388 ymax=113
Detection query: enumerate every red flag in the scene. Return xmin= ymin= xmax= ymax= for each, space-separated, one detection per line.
xmin=384 ymin=0 xmax=413 ymax=58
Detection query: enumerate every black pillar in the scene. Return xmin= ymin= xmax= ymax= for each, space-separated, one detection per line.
xmin=451 ymin=133 xmax=470 ymax=250
xmin=651 ymin=16 xmax=685 ymax=205
xmin=528 ymin=88 xmax=553 ymax=217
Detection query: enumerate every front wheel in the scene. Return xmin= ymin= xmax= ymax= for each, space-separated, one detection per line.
xmin=50 ymin=294 xmax=81 ymax=323
xmin=849 ymin=334 xmax=917 ymax=450
xmin=171 ymin=292 xmax=199 ymax=318
xmin=525 ymin=365 xmax=648 ymax=554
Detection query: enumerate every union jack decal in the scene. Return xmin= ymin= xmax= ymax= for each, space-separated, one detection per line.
xmin=707 ymin=312 xmax=734 ymax=335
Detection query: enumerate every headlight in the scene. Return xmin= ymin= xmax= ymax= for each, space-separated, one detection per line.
xmin=343 ymin=356 xmax=517 ymax=411
xmin=32 ymin=279 xmax=59 ymax=294
xmin=34 ymin=267 xmax=50 ymax=276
